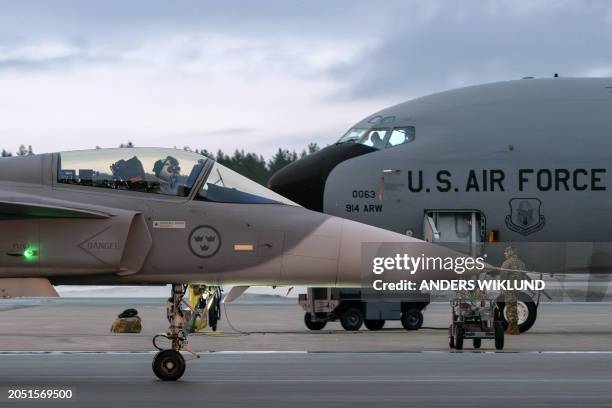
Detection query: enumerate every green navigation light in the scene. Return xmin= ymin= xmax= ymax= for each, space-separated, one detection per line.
xmin=23 ymin=247 xmax=37 ymax=259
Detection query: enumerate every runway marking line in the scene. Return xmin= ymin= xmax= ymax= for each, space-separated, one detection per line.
xmin=1 ymin=350 xmax=612 ymax=355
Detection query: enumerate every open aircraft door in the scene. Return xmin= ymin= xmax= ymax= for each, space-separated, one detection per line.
xmin=422 ymin=210 xmax=485 ymax=256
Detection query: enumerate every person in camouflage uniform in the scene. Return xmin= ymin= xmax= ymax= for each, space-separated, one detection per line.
xmin=456 ymin=286 xmax=487 ymax=304
xmin=499 ymin=246 xmax=525 ymax=335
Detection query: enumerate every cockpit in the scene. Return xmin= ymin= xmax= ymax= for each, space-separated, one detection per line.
xmin=267 ymin=123 xmax=416 ymax=211
xmin=57 ymin=148 xmax=296 ymax=205
xmin=336 ymin=126 xmax=416 ymax=149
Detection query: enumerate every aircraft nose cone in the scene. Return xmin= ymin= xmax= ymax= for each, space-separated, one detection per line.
xmin=275 ymin=206 xmax=485 ymax=288
xmin=279 ymin=210 xmax=482 ymax=287
xmin=335 ymin=219 xmax=487 ymax=286
xmin=335 ymin=219 xmax=420 ymax=285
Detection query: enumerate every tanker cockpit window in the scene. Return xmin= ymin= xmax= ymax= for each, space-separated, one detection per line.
xmin=337 ymin=128 xmax=367 ymax=144
xmin=386 ymin=126 xmax=415 ymax=148
xmin=336 ymin=126 xmax=414 ymax=150
xmin=358 ymin=128 xmax=389 ymax=149
xmin=57 ymin=148 xmax=208 ymax=197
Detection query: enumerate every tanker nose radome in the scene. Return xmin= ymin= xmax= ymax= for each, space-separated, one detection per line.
xmin=267 ymin=153 xmax=325 ymax=212
xmin=268 ymin=143 xmax=376 ymax=212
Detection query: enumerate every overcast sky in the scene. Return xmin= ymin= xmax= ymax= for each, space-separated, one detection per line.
xmin=1 ymin=0 xmax=612 ymax=158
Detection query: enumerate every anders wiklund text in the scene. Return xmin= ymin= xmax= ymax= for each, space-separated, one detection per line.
xmin=372 ymin=279 xmax=546 ymax=292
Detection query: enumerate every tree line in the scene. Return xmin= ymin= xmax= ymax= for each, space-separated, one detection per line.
xmin=0 ymin=142 xmax=320 ymax=185
xmin=1 ymin=145 xmax=34 ymax=157
xmin=196 ymin=142 xmax=319 ymax=185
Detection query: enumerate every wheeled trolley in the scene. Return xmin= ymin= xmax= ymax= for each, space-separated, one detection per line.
xmin=449 ymin=294 xmax=504 ymax=350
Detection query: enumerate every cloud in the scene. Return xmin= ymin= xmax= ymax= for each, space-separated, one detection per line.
xmin=0 ymin=1 xmax=611 ymax=157
xmin=0 ymin=31 xmax=382 ymax=156
xmin=192 ymin=128 xmax=254 ymax=137
xmin=0 ymin=40 xmax=80 ymax=62
xmin=331 ymin=0 xmax=612 ymax=99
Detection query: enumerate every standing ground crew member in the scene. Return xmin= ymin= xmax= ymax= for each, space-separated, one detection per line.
xmin=500 ymin=246 xmax=525 ymax=335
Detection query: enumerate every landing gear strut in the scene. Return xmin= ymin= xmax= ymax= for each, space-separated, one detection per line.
xmin=152 ymin=284 xmax=199 ymax=381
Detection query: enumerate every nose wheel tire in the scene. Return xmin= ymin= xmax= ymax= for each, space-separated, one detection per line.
xmin=153 ymin=350 xmax=186 ymax=381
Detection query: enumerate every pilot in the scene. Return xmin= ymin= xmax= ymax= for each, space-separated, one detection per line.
xmin=110 ymin=156 xmax=146 ymax=190
xmin=370 ymin=131 xmax=384 ymax=149
xmin=152 ymin=155 xmax=181 ymax=195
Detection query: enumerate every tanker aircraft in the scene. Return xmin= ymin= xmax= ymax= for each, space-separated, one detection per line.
xmin=269 ymin=77 xmax=612 ymax=333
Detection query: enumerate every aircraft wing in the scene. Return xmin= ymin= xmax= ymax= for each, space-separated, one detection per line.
xmin=223 ymin=286 xmax=249 ymax=303
xmin=0 ymin=277 xmax=59 ymax=298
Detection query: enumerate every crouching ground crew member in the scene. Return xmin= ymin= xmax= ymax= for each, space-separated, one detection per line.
xmin=500 ymin=246 xmax=525 ymax=335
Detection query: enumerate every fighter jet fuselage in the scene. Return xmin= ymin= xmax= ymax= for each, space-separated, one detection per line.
xmin=0 ymin=148 xmax=430 ymax=292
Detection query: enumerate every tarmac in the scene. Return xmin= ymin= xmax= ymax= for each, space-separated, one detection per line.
xmin=1 ymin=299 xmax=612 ymax=352
xmin=1 ymin=298 xmax=612 ymax=407
xmin=2 ymin=352 xmax=612 ymax=407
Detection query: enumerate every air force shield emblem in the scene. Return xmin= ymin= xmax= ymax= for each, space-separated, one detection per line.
xmin=505 ymin=198 xmax=546 ymax=236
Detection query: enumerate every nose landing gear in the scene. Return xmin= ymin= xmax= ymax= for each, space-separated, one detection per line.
xmin=152 ymin=349 xmax=186 ymax=381
xmin=152 ymin=284 xmax=200 ymax=381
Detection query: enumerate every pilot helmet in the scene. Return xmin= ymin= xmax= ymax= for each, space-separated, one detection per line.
xmin=153 ymin=156 xmax=180 ymax=177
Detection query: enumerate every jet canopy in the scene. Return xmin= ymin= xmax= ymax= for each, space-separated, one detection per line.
xmin=336 ymin=126 xmax=415 ymax=150
xmin=57 ymin=148 xmax=296 ymax=205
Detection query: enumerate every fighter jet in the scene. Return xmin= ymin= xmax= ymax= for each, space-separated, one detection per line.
xmin=0 ymin=147 xmax=467 ymax=380
xmin=269 ymin=77 xmax=612 ymax=333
